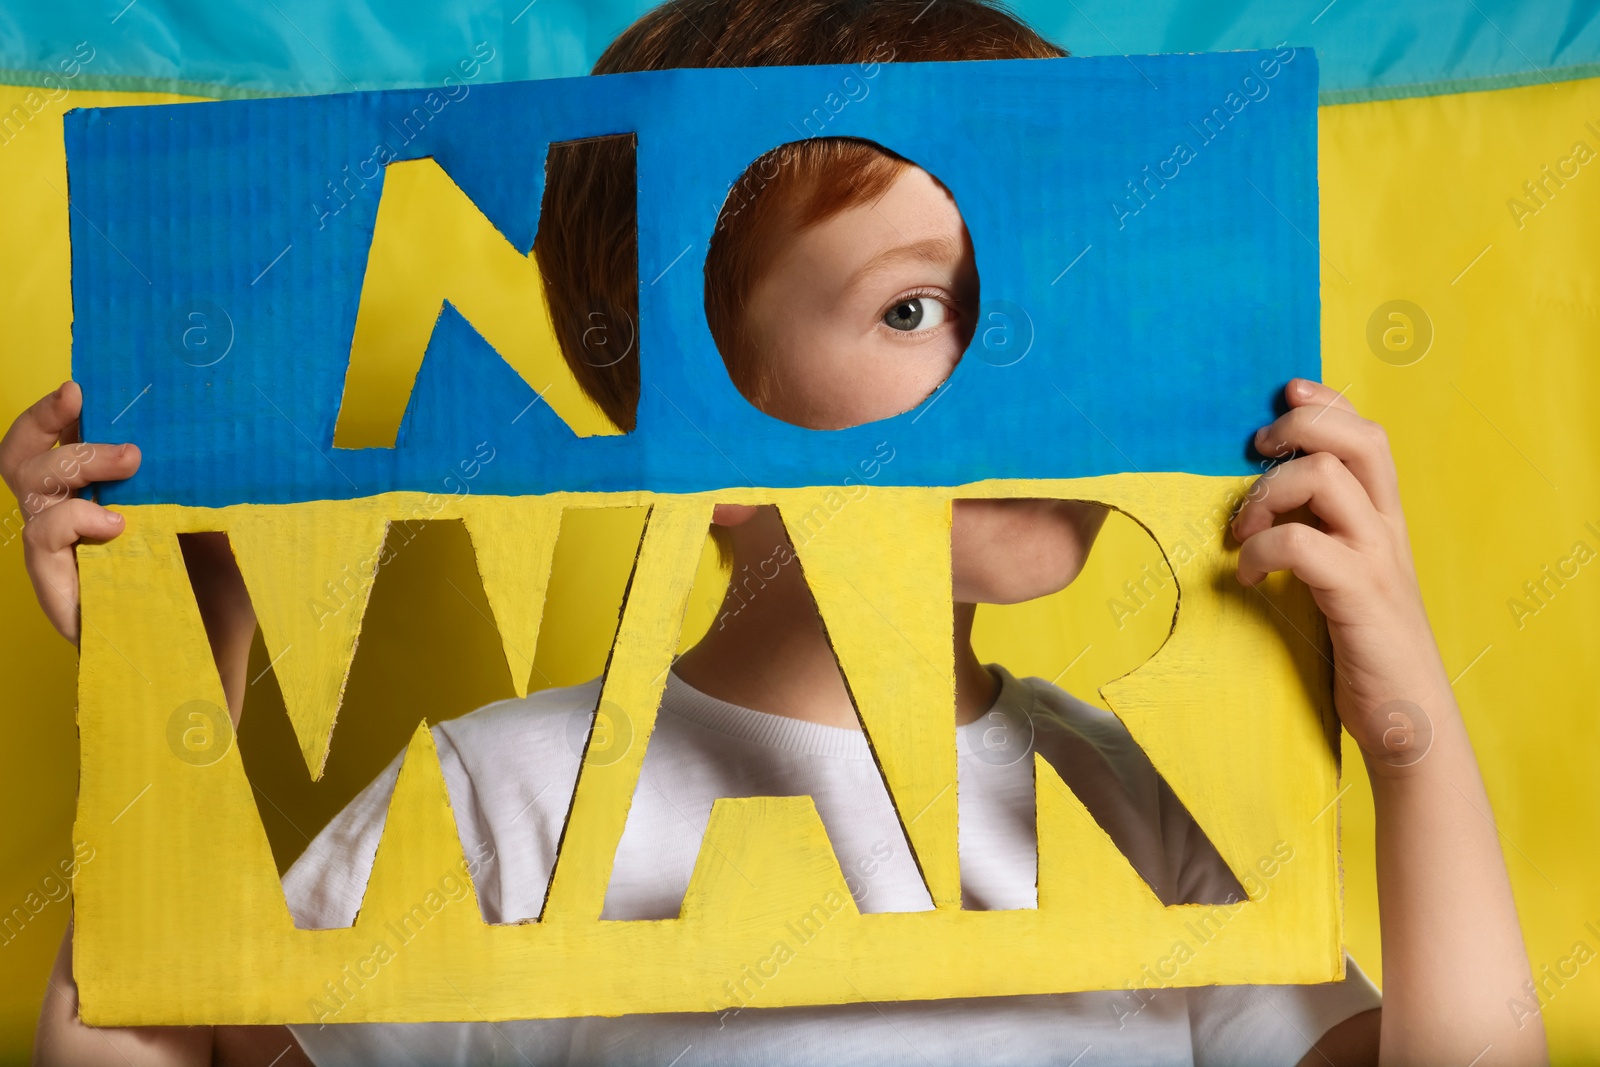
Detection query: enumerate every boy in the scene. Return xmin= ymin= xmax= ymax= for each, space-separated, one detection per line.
xmin=8 ymin=1 xmax=1544 ymax=1064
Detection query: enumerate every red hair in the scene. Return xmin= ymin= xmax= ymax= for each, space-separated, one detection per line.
xmin=531 ymin=0 xmax=1066 ymax=430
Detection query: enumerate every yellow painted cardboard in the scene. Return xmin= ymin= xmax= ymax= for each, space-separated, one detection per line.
xmin=458 ymin=497 xmax=563 ymax=698
xmin=72 ymin=476 xmax=1342 ymax=1023
xmin=332 ymin=157 xmax=620 ymax=448
xmin=227 ymin=503 xmax=393 ymax=777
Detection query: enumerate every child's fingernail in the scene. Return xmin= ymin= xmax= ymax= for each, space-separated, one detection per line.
xmin=109 ymin=512 xmax=123 ymax=526
xmin=1292 ymin=379 xmax=1314 ymax=400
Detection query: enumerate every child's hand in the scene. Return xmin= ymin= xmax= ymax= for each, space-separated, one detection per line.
xmin=0 ymin=381 xmax=140 ymax=645
xmin=1230 ymin=378 xmax=1447 ymax=776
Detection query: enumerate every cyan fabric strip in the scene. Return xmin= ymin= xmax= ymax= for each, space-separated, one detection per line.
xmin=4 ymin=0 xmax=1596 ymax=102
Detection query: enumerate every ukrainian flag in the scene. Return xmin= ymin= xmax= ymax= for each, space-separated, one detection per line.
xmin=0 ymin=0 xmax=1595 ymax=1058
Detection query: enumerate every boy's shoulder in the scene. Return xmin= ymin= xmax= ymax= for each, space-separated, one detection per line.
xmin=990 ymin=665 xmax=1161 ymax=796
xmin=995 ymin=665 xmax=1238 ymax=907
xmin=1010 ymin=669 xmax=1132 ymax=740
xmin=432 ymin=675 xmax=603 ymax=764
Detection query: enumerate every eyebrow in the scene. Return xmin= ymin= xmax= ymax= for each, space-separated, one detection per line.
xmin=843 ymin=234 xmax=966 ymax=290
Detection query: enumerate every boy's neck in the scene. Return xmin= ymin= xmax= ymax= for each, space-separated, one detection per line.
xmin=672 ymin=516 xmax=998 ymax=731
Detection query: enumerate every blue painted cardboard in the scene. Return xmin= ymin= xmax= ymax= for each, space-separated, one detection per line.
xmin=65 ymin=51 xmax=1319 ymax=506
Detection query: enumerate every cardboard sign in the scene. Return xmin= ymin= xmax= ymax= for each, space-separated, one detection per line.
xmin=66 ymin=51 xmax=1342 ymax=1023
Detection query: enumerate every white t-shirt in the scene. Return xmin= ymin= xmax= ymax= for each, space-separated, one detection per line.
xmin=282 ymin=664 xmax=1380 ymax=1066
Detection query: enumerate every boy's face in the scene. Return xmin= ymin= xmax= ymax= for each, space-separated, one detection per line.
xmin=741 ymin=163 xmax=979 ymax=431
xmin=722 ymin=161 xmax=1108 ymax=605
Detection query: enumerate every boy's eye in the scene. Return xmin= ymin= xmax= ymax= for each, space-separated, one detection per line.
xmin=882 ymin=296 xmax=948 ymax=333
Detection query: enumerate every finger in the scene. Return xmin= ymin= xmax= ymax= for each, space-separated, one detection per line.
xmin=21 ymin=499 xmax=124 ymax=644
xmin=1236 ymin=521 xmax=1355 ymax=589
xmin=9 ymin=441 xmax=141 ymax=516
xmin=23 ymin=496 xmax=126 ymax=554
xmin=1284 ymin=378 xmax=1357 ymax=417
xmin=1232 ymin=452 xmax=1383 ymax=544
xmin=1253 ymin=405 xmax=1401 ymax=516
xmin=0 ymin=382 xmax=81 ymax=492
xmin=25 ymin=539 xmax=81 ymax=644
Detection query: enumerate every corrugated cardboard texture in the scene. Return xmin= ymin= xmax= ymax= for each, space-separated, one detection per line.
xmin=64 ymin=54 xmax=1339 ymax=1022
xmin=66 ymin=52 xmax=1319 ymax=505
xmin=75 ymin=479 xmax=1341 ymax=1022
